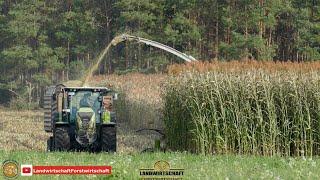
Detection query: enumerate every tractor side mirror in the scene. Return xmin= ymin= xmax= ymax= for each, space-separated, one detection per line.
xmin=63 ymin=109 xmax=71 ymax=113
xmin=113 ymin=93 xmax=118 ymax=100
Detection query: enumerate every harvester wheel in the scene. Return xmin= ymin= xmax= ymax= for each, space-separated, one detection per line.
xmin=54 ymin=127 xmax=70 ymax=151
xmin=101 ymin=126 xmax=116 ymax=152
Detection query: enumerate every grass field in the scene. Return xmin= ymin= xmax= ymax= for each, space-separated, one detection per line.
xmin=1 ymin=150 xmax=320 ymax=179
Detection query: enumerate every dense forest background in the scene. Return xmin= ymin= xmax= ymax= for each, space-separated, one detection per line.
xmin=0 ymin=0 xmax=319 ymax=108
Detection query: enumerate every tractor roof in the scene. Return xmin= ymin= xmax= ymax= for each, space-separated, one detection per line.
xmin=64 ymin=87 xmax=111 ymax=92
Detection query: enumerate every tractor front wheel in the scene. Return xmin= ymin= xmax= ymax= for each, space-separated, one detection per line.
xmin=47 ymin=137 xmax=54 ymax=151
xmin=54 ymin=126 xmax=70 ymax=151
xmin=101 ymin=126 xmax=116 ymax=152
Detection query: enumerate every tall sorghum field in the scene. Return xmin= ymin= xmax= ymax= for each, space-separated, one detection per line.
xmin=164 ymin=61 xmax=320 ymax=156
xmin=168 ymin=60 xmax=320 ymax=75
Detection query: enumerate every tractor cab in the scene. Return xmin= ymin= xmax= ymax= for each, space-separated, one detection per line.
xmin=64 ymin=87 xmax=115 ymax=123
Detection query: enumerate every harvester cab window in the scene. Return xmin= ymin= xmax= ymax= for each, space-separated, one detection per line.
xmin=69 ymin=91 xmax=101 ymax=123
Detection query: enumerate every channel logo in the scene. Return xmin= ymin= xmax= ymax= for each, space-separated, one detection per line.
xmin=21 ymin=165 xmax=33 ymax=176
xmin=18 ymin=164 xmax=112 ymax=176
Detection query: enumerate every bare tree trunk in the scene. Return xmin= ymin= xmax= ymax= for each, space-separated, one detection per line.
xmin=104 ymin=0 xmax=112 ymax=74
xmin=259 ymin=0 xmax=264 ymax=38
xmin=215 ymin=21 xmax=219 ymax=60
xmin=244 ymin=5 xmax=248 ymax=60
xmin=26 ymin=81 xmax=34 ymax=109
xmin=125 ymin=40 xmax=129 ymax=69
xmin=66 ymin=40 xmax=70 ymax=81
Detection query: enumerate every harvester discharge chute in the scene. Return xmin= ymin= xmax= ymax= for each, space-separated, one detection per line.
xmin=82 ymin=34 xmax=197 ymax=86
xmin=115 ymin=34 xmax=197 ymax=62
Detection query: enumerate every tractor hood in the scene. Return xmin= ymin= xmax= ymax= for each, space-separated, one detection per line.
xmin=75 ymin=107 xmax=97 ymax=146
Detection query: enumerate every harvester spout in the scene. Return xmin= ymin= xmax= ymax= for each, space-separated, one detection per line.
xmin=82 ymin=34 xmax=197 ymax=86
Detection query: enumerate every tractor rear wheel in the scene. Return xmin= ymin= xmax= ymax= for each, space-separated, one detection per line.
xmin=43 ymin=86 xmax=57 ymax=132
xmin=54 ymin=126 xmax=70 ymax=151
xmin=101 ymin=126 xmax=116 ymax=152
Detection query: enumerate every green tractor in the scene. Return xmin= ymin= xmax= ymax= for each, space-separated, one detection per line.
xmin=44 ymin=84 xmax=117 ymax=152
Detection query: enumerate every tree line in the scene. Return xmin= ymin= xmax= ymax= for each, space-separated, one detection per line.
xmin=0 ymin=0 xmax=319 ymax=107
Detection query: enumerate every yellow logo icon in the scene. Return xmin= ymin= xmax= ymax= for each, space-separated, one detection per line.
xmin=2 ymin=160 xmax=19 ymax=178
xmin=140 ymin=160 xmax=184 ymax=179
xmin=154 ymin=161 xmax=170 ymax=171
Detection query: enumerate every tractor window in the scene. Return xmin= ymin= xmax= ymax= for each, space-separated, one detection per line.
xmin=69 ymin=91 xmax=101 ymax=123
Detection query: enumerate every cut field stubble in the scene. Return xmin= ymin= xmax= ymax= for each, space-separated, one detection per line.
xmin=0 ymin=109 xmax=158 ymax=153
